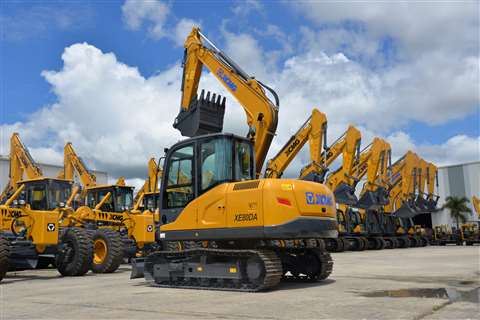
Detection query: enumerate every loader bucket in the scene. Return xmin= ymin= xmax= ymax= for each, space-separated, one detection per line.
xmin=130 ymin=257 xmax=145 ymax=279
xmin=173 ymin=90 xmax=226 ymax=137
xmin=333 ymin=182 xmax=358 ymax=206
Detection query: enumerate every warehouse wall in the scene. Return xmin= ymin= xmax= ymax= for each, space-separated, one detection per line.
xmin=0 ymin=155 xmax=108 ymax=190
xmin=433 ymin=161 xmax=480 ymax=226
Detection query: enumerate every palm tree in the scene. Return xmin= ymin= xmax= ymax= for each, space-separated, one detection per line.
xmin=443 ymin=196 xmax=472 ymax=230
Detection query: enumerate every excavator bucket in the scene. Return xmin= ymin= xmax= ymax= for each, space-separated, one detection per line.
xmin=393 ymin=201 xmax=417 ymax=219
xmin=415 ymin=195 xmax=429 ymax=212
xmin=333 ymin=182 xmax=358 ymax=206
xmin=173 ymin=90 xmax=226 ymax=137
xmin=357 ymin=190 xmax=380 ymax=210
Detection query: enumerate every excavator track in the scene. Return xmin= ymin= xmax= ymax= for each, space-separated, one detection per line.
xmin=144 ymin=248 xmax=283 ymax=292
xmin=279 ymin=247 xmax=333 ymax=281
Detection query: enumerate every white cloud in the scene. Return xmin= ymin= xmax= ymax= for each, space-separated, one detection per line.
xmin=288 ymin=3 xmax=479 ymax=126
xmin=232 ymin=0 xmax=263 ymax=16
xmin=170 ymin=18 xmax=199 ymax=47
xmin=121 ymin=0 xmax=200 ymax=45
xmin=122 ymin=0 xmax=170 ymax=39
xmin=387 ymin=132 xmax=480 ymax=166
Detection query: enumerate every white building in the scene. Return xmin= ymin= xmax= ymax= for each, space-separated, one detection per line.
xmin=0 ymin=155 xmax=108 ymax=191
xmin=432 ymin=161 xmax=480 ymax=227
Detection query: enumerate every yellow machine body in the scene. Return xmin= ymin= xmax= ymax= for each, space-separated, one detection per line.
xmin=160 ymin=179 xmax=337 ymax=239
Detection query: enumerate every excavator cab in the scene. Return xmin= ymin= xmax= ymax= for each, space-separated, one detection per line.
xmin=18 ymin=178 xmax=72 ymax=211
xmin=158 ymin=133 xmax=254 ymax=225
xmin=86 ymin=185 xmax=134 ymax=213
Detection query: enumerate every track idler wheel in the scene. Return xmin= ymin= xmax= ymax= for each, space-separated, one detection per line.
xmin=91 ymin=229 xmax=123 ymax=273
xmin=0 ymin=234 xmax=10 ymax=282
xmin=56 ymin=228 xmax=93 ymax=276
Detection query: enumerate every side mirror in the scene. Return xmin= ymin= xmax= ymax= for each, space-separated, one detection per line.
xmin=18 ymin=199 xmax=26 ymax=206
xmin=59 ymin=202 xmax=65 ymax=208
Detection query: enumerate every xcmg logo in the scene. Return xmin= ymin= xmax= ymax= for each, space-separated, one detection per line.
xmin=305 ymin=192 xmax=333 ymax=206
xmin=217 ymin=68 xmax=237 ymax=92
xmin=284 ymin=139 xmax=300 ymax=157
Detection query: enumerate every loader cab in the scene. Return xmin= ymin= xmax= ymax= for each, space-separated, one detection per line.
xmin=17 ymin=178 xmax=72 ymax=211
xmin=159 ymin=133 xmax=255 ymax=225
xmin=86 ymin=185 xmax=134 ymax=212
xmin=143 ymin=192 xmax=160 ymax=211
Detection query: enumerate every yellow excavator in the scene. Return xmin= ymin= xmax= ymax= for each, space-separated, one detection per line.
xmin=131 ymin=27 xmax=337 ymax=291
xmin=473 ymin=196 xmax=480 ymax=218
xmin=57 ymin=142 xmax=155 ymax=273
xmin=0 ymin=133 xmax=92 ymax=282
xmin=133 ymin=158 xmax=162 ymax=215
xmin=347 ymin=137 xmax=391 ymax=251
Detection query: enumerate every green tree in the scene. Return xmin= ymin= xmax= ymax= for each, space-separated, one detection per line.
xmin=443 ymin=196 xmax=472 ymax=229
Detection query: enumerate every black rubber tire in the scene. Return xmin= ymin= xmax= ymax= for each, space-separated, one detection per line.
xmin=398 ymin=237 xmax=409 ymax=248
xmin=384 ymin=238 xmax=394 ymax=249
xmin=351 ymin=238 xmax=363 ymax=251
xmin=377 ymin=238 xmax=386 ymax=250
xmin=341 ymin=237 xmax=350 ymax=252
xmin=91 ymin=229 xmax=123 ymax=274
xmin=420 ymin=237 xmax=429 ymax=247
xmin=360 ymin=237 xmax=368 ymax=251
xmin=0 ymin=235 xmax=9 ymax=282
xmin=56 ymin=228 xmax=93 ymax=277
xmin=332 ymin=238 xmax=344 ymax=252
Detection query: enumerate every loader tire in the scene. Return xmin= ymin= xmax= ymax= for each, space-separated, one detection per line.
xmin=56 ymin=228 xmax=92 ymax=277
xmin=91 ymin=229 xmax=123 ymax=274
xmin=0 ymin=235 xmax=9 ymax=282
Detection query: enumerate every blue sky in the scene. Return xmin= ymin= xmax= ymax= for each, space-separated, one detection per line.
xmin=1 ymin=1 xmax=478 ymax=181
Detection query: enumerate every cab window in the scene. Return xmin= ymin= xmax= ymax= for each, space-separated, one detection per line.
xmin=200 ymin=138 xmax=232 ymax=192
xmin=234 ymin=141 xmax=253 ymax=181
xmin=165 ymin=145 xmax=194 ymax=208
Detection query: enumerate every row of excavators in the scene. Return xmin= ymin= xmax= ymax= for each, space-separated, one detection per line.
xmin=1 ymin=27 xmax=477 ymax=290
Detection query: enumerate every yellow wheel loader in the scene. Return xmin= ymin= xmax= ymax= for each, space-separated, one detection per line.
xmin=58 ymin=142 xmax=156 ymax=274
xmin=0 ymin=134 xmax=92 ymax=282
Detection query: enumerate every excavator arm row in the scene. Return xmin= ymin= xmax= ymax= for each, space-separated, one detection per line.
xmin=264 ymin=108 xmax=327 ymax=179
xmin=174 ymin=27 xmax=279 ymax=175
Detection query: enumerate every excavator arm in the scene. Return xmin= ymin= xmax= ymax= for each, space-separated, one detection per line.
xmin=426 ymin=162 xmax=439 ymax=210
xmin=355 ymin=138 xmax=391 ymax=209
xmin=264 ymin=108 xmax=327 ymax=179
xmin=385 ymin=151 xmax=419 ymax=217
xmin=472 ymin=196 xmax=480 ymax=218
xmin=414 ymin=158 xmax=429 ymax=211
xmin=133 ymin=158 xmax=162 ymax=210
xmin=322 ymin=126 xmax=362 ymax=205
xmin=0 ymin=133 xmax=43 ymax=202
xmin=174 ymin=27 xmax=279 ymax=176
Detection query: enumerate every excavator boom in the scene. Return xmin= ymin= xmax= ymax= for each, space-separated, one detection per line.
xmin=174 ymin=27 xmax=279 ymax=175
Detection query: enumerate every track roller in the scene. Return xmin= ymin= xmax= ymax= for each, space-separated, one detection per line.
xmin=56 ymin=228 xmax=93 ymax=277
xmin=0 ymin=234 xmax=9 ymax=282
xmin=91 ymin=229 xmax=123 ymax=274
